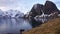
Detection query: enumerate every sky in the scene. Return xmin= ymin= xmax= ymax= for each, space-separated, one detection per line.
xmin=0 ymin=0 xmax=60 ymax=14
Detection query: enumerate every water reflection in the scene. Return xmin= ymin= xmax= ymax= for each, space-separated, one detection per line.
xmin=0 ymin=18 xmax=32 ymax=34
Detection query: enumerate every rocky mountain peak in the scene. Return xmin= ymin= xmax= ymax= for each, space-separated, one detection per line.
xmin=44 ymin=1 xmax=59 ymax=14
xmin=24 ymin=0 xmax=60 ymax=27
xmin=30 ymin=4 xmax=43 ymax=17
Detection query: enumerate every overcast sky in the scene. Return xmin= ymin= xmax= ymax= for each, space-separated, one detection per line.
xmin=0 ymin=0 xmax=60 ymax=14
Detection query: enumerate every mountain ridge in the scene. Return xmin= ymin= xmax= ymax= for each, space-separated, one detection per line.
xmin=0 ymin=9 xmax=24 ymax=18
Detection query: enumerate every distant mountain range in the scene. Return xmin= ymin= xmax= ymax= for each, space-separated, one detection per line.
xmin=0 ymin=9 xmax=24 ymax=18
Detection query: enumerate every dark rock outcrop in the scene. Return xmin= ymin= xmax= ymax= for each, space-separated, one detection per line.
xmin=29 ymin=4 xmax=43 ymax=17
xmin=20 ymin=29 xmax=25 ymax=34
xmin=44 ymin=1 xmax=59 ymax=15
xmin=29 ymin=4 xmax=44 ymax=27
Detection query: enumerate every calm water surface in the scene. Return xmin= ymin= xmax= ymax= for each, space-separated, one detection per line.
xmin=0 ymin=18 xmax=32 ymax=34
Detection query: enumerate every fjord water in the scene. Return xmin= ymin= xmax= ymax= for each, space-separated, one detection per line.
xmin=0 ymin=18 xmax=32 ymax=34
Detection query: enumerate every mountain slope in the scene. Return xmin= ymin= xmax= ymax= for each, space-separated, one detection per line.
xmin=23 ymin=18 xmax=60 ymax=34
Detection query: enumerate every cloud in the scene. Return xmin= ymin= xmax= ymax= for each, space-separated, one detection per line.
xmin=0 ymin=0 xmax=18 ymax=10
xmin=0 ymin=0 xmax=60 ymax=14
xmin=53 ymin=0 xmax=60 ymax=10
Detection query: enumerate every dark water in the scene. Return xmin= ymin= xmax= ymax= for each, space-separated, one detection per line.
xmin=0 ymin=18 xmax=32 ymax=34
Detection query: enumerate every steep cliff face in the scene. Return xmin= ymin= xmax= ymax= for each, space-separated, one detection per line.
xmin=30 ymin=4 xmax=43 ymax=17
xmin=44 ymin=1 xmax=59 ymax=14
xmin=28 ymin=4 xmax=44 ymax=27
xmin=23 ymin=18 xmax=60 ymax=34
xmin=28 ymin=0 xmax=59 ymax=20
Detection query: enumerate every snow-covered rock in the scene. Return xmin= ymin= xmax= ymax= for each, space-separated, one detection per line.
xmin=0 ymin=10 xmax=4 ymax=16
xmin=0 ymin=9 xmax=24 ymax=18
xmin=5 ymin=9 xmax=24 ymax=18
xmin=34 ymin=12 xmax=58 ymax=23
xmin=34 ymin=13 xmax=49 ymax=23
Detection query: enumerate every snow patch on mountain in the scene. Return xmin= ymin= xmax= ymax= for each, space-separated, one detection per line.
xmin=0 ymin=9 xmax=24 ymax=18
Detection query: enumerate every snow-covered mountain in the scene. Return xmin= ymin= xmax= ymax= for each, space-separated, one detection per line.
xmin=0 ymin=9 xmax=24 ymax=18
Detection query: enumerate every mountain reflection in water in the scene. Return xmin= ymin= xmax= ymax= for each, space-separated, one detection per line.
xmin=0 ymin=18 xmax=32 ymax=34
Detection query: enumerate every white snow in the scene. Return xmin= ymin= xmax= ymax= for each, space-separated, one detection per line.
xmin=0 ymin=9 xmax=24 ymax=18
